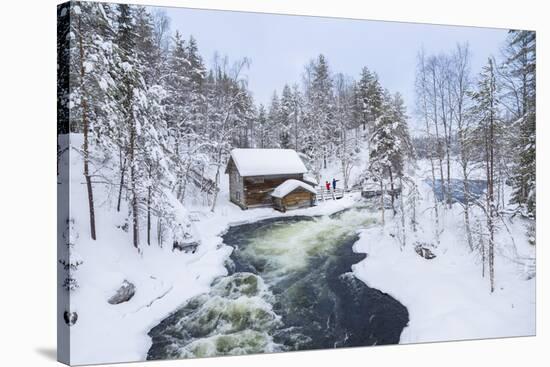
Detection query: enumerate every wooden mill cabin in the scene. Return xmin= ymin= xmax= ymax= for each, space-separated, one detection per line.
xmin=225 ymin=148 xmax=317 ymax=211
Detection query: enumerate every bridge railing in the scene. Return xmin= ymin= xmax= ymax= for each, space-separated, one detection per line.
xmin=315 ymin=188 xmax=345 ymax=201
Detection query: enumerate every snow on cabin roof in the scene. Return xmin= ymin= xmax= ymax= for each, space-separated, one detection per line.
xmin=270 ymin=179 xmax=317 ymax=198
xmin=228 ymin=149 xmax=307 ymax=177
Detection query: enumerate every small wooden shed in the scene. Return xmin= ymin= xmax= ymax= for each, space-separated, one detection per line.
xmin=225 ymin=148 xmax=313 ymax=210
xmin=270 ymin=179 xmax=317 ymax=212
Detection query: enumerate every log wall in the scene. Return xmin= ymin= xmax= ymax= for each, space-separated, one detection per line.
xmin=244 ymin=174 xmax=303 ymax=207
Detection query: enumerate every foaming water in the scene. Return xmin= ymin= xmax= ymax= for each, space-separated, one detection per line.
xmin=147 ymin=207 xmax=409 ymax=360
xmin=239 ymin=209 xmax=375 ymax=282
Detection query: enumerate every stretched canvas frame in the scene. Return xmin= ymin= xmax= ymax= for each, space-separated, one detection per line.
xmin=58 ymin=1 xmax=536 ymax=365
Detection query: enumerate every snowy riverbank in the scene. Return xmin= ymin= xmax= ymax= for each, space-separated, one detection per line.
xmin=67 ymin=133 xmax=359 ymax=365
xmin=352 ymin=175 xmax=535 ymax=344
xmin=66 ymin=133 xmax=534 ymax=364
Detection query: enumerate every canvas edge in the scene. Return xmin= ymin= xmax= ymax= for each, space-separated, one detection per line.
xmin=57 ymin=1 xmax=73 ymax=365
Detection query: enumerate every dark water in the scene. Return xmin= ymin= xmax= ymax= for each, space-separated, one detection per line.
xmin=427 ymin=178 xmax=486 ymax=204
xmin=147 ymin=210 xmax=409 ymax=359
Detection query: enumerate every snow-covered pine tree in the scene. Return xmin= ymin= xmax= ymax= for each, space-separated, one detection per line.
xmin=255 ymin=104 xmax=268 ymax=148
xmin=279 ymin=84 xmax=294 ymax=148
xmin=291 ymin=84 xmax=304 ymax=151
xmin=133 ymin=6 xmax=157 ymax=86
xmin=304 ymin=54 xmax=334 ymax=173
xmin=185 ymin=35 xmax=207 ymax=139
xmin=267 ymin=91 xmax=282 ymax=148
xmin=356 ymin=67 xmax=375 ymax=133
xmin=114 ymin=3 xmax=148 ymax=249
xmin=504 ymin=31 xmax=536 ymax=219
xmin=68 ymin=1 xmax=120 ymax=240
xmin=164 ymin=31 xmax=192 ymax=202
xmin=367 ymin=91 xmax=410 ymax=219
xmin=366 ymin=73 xmax=384 ymax=129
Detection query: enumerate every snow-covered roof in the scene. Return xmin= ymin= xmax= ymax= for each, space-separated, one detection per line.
xmin=228 ymin=149 xmax=307 ymax=177
xmin=270 ymin=179 xmax=317 ymax=198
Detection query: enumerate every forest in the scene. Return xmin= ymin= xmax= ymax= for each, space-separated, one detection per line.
xmin=58 ymin=2 xmax=535 ymax=295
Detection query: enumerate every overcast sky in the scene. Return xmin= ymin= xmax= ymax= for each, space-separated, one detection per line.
xmin=161 ymin=6 xmax=509 ymax=129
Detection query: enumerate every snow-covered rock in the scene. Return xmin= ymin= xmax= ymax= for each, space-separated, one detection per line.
xmin=414 ymin=242 xmax=437 ymax=260
xmin=108 ymin=280 xmax=136 ymax=305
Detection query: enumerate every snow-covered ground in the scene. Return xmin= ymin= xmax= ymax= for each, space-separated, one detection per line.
xmin=353 ymin=161 xmax=535 ymax=344
xmin=63 ymin=134 xmax=358 ymax=365
xmin=63 ymin=134 xmax=535 ymax=365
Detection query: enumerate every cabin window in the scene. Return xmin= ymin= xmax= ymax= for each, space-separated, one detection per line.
xmin=249 ymin=177 xmax=264 ymax=184
xmin=236 ymin=191 xmax=241 ymax=202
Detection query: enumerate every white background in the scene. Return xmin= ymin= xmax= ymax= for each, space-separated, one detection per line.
xmin=0 ymin=0 xmax=547 ymax=366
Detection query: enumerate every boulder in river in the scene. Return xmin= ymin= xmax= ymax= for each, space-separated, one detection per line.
xmin=108 ymin=280 xmax=136 ymax=304
xmin=414 ymin=242 xmax=437 ymax=260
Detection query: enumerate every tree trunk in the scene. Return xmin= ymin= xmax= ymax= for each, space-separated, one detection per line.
xmin=479 ymin=221 xmax=485 ymax=278
xmin=399 ymin=177 xmax=406 ymax=250
xmin=488 ymin=97 xmax=496 ymax=293
xmin=411 ymin=181 xmax=417 ymax=233
xmin=431 ymin=68 xmax=447 ymax=205
xmin=420 ymin=66 xmax=440 ymax=246
xmin=389 ymin=166 xmax=396 ymax=216
xmin=78 ymin=15 xmax=96 ymax=241
xmin=147 ymin=183 xmax=151 ymax=246
xmin=380 ymin=180 xmax=385 ymax=225
xmin=128 ymin=90 xmax=139 ymax=250
xmin=426 ymin=126 xmax=440 ymax=246
xmin=440 ymin=84 xmax=453 ymax=208
xmin=157 ymin=217 xmax=163 ymax=248
xmin=116 ymin=154 xmax=126 ymax=212
xmin=210 ymin=148 xmax=223 ymax=212
xmin=458 ymin=125 xmax=473 ymax=251
xmin=462 ymin=172 xmax=473 ymax=251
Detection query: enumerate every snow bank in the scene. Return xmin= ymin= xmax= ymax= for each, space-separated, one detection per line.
xmin=66 ymin=134 xmax=358 ymax=365
xmin=352 ymin=162 xmax=535 ymax=345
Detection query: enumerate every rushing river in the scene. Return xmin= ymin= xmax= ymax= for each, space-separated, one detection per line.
xmin=147 ymin=207 xmax=409 ymax=360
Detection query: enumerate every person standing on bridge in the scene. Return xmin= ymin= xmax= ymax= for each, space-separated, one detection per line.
xmin=332 ymin=178 xmax=339 ymax=190
xmin=325 ymin=181 xmax=331 ymax=191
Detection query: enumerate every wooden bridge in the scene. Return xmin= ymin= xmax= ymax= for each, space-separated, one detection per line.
xmin=314 ymin=184 xmax=402 ymax=203
xmin=316 ymin=188 xmax=345 ymax=201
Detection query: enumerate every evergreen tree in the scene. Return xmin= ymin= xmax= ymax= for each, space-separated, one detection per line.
xmin=279 ymin=84 xmax=294 ymax=148
xmin=304 ymin=54 xmax=334 ymax=173
xmin=68 ymin=1 xmax=120 ymax=240
xmin=356 ymin=67 xmax=375 ymax=132
xmin=291 ymin=84 xmax=304 ymax=151
xmin=256 ymin=104 xmax=268 ymax=148
xmin=367 ymin=91 xmax=411 ymax=218
xmin=115 ymin=3 xmax=145 ymax=249
xmin=505 ymin=31 xmax=536 ymax=218
xmin=267 ymin=91 xmax=282 ymax=148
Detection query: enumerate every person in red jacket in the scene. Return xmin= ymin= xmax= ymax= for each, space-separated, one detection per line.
xmin=325 ymin=181 xmax=331 ymax=191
